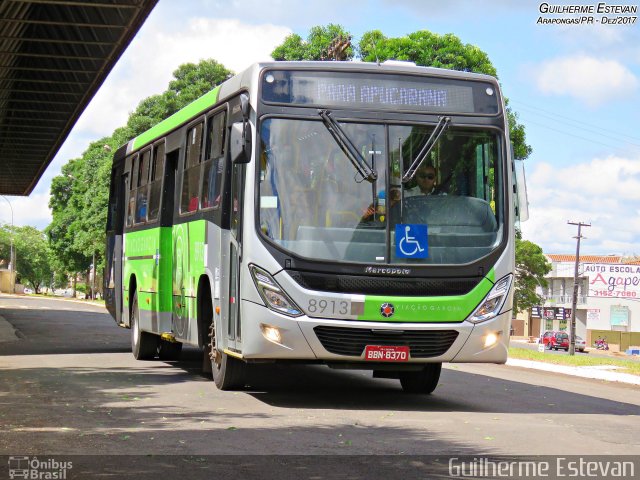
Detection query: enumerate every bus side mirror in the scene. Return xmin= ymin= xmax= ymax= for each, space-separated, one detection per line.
xmin=230 ymin=121 xmax=252 ymax=164
xmin=514 ymin=158 xmax=529 ymax=222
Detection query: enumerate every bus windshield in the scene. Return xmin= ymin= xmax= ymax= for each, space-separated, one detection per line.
xmin=258 ymin=117 xmax=503 ymax=265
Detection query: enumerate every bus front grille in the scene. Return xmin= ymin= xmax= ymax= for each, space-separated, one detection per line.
xmin=287 ymin=270 xmax=479 ymax=296
xmin=313 ymin=326 xmax=459 ymax=358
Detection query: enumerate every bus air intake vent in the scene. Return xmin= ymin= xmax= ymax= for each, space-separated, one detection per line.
xmin=287 ymin=271 xmax=478 ymax=296
xmin=314 ymin=326 xmax=459 ymax=358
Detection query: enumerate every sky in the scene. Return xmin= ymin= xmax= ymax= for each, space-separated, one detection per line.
xmin=1 ymin=0 xmax=639 ymax=256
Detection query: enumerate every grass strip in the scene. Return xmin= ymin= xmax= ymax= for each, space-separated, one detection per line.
xmin=509 ymin=346 xmax=640 ymax=376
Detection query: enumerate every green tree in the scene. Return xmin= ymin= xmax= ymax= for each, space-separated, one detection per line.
xmin=48 ymin=58 xmax=234 ymax=297
xmin=12 ymin=226 xmax=53 ymax=294
xmin=271 ymin=24 xmax=354 ymax=61
xmin=271 ymin=26 xmax=531 ymax=160
xmin=125 ymin=59 xmax=233 ymax=137
xmin=359 ymin=30 xmax=497 ymax=76
xmin=47 ymin=159 xmax=91 ymax=294
xmin=514 ymin=233 xmax=552 ymax=314
xmin=0 ymin=225 xmax=12 ymax=266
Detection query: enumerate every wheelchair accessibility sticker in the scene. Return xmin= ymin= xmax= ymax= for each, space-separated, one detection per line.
xmin=396 ymin=224 xmax=428 ymax=259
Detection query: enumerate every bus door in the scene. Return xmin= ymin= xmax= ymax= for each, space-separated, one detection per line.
xmin=221 ymin=96 xmax=249 ymax=352
xmin=105 ymin=167 xmax=126 ymax=324
xmin=114 ymin=172 xmax=127 ymax=323
xmin=222 ymin=158 xmax=244 ymax=351
xmin=151 ymin=142 xmax=173 ymax=332
xmin=165 ymin=146 xmax=186 ymax=338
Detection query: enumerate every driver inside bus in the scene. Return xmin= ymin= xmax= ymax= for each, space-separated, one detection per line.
xmin=406 ymin=163 xmax=443 ymax=196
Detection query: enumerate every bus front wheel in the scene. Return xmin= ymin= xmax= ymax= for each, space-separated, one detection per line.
xmin=130 ymin=290 xmax=158 ymax=360
xmin=399 ymin=363 xmax=442 ymax=394
xmin=208 ymin=323 xmax=246 ymax=390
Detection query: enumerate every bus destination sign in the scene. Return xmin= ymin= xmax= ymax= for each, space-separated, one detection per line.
xmin=262 ymin=70 xmax=500 ymax=114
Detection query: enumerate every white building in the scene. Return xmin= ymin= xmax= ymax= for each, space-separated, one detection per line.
xmin=527 ymin=254 xmax=640 ymax=352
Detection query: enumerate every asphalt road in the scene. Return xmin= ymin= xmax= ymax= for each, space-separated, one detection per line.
xmin=1 ymin=293 xmax=639 ymax=478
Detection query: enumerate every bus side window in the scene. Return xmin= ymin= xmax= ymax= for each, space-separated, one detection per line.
xmin=126 ymin=155 xmax=138 ymax=227
xmin=134 ymin=149 xmax=151 ymax=224
xmin=201 ymin=110 xmax=226 ymax=209
xmin=147 ymin=142 xmax=165 ymax=222
xmin=181 ymin=122 xmax=203 ymax=214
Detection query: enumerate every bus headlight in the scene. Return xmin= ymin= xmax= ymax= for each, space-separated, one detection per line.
xmin=467 ymin=274 xmax=512 ymax=324
xmin=249 ymin=264 xmax=302 ymax=317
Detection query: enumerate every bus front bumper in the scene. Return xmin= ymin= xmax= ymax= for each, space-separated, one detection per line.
xmin=239 ymin=301 xmax=510 ymax=364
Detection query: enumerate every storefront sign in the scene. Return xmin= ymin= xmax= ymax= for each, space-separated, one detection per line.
xmin=583 ymin=263 xmax=640 ymax=298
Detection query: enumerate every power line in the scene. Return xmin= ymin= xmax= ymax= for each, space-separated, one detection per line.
xmin=511 ymin=99 xmax=640 ymax=145
xmin=513 ymin=103 xmax=640 ymax=149
xmin=518 ymin=116 xmax=640 ymax=154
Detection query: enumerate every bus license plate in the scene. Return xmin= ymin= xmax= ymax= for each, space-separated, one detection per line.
xmin=364 ymin=345 xmax=410 ymax=362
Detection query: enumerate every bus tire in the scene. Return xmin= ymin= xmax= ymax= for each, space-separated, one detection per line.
xmin=130 ymin=290 xmax=158 ymax=360
xmin=200 ymin=283 xmax=213 ymax=375
xmin=158 ymin=339 xmax=182 ymax=361
xmin=208 ymin=323 xmax=246 ymax=390
xmin=399 ymin=363 xmax=441 ymax=394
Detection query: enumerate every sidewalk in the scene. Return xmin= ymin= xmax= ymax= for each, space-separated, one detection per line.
xmin=506 ymin=358 xmax=640 ymax=386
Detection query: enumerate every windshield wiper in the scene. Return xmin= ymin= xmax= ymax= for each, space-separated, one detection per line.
xmin=318 ymin=110 xmax=378 ymax=183
xmin=402 ymin=116 xmax=451 ymax=183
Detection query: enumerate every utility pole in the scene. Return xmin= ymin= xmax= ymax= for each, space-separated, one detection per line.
xmin=568 ymin=221 xmax=590 ymax=355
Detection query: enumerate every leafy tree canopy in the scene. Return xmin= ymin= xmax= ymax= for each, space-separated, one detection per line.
xmin=271 ymin=24 xmax=354 ymax=61
xmin=2 ymin=225 xmax=53 ymax=293
xmin=126 ymin=59 xmax=233 ymax=138
xmin=48 ymin=59 xmax=233 ymax=281
xmin=514 ymin=233 xmax=552 ymax=313
xmin=359 ymin=30 xmax=497 ymax=76
xmin=0 ymin=225 xmax=13 ymax=266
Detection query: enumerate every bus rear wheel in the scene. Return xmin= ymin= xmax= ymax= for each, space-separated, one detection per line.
xmin=399 ymin=363 xmax=442 ymax=394
xmin=130 ymin=290 xmax=158 ymax=360
xmin=208 ymin=323 xmax=246 ymax=390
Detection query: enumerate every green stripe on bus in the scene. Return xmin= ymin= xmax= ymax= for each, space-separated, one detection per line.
xmin=131 ymin=86 xmax=221 ymax=151
xmin=358 ymin=269 xmax=496 ymax=323
xmin=124 ymin=226 xmax=173 ymax=312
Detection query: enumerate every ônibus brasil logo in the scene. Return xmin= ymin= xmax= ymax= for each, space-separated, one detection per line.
xmin=380 ymin=303 xmax=395 ymax=318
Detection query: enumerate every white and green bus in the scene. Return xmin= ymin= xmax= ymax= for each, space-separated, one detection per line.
xmin=105 ymin=61 xmax=527 ymax=393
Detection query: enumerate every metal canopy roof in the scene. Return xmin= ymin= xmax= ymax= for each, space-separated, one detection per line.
xmin=0 ymin=0 xmax=158 ymax=195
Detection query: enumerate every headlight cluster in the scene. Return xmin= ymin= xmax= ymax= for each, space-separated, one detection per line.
xmin=249 ymin=264 xmax=302 ymax=317
xmin=468 ymin=274 xmax=512 ymax=324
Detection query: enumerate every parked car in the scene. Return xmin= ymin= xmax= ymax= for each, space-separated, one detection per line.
xmin=540 ymin=330 xmax=556 ymax=347
xmin=23 ymin=288 xmax=33 ymax=294
xmin=541 ymin=330 xmax=586 ymax=352
xmin=541 ymin=330 xmax=569 ymax=351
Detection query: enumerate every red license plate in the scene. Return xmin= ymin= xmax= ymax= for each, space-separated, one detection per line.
xmin=364 ymin=345 xmax=410 ymax=362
